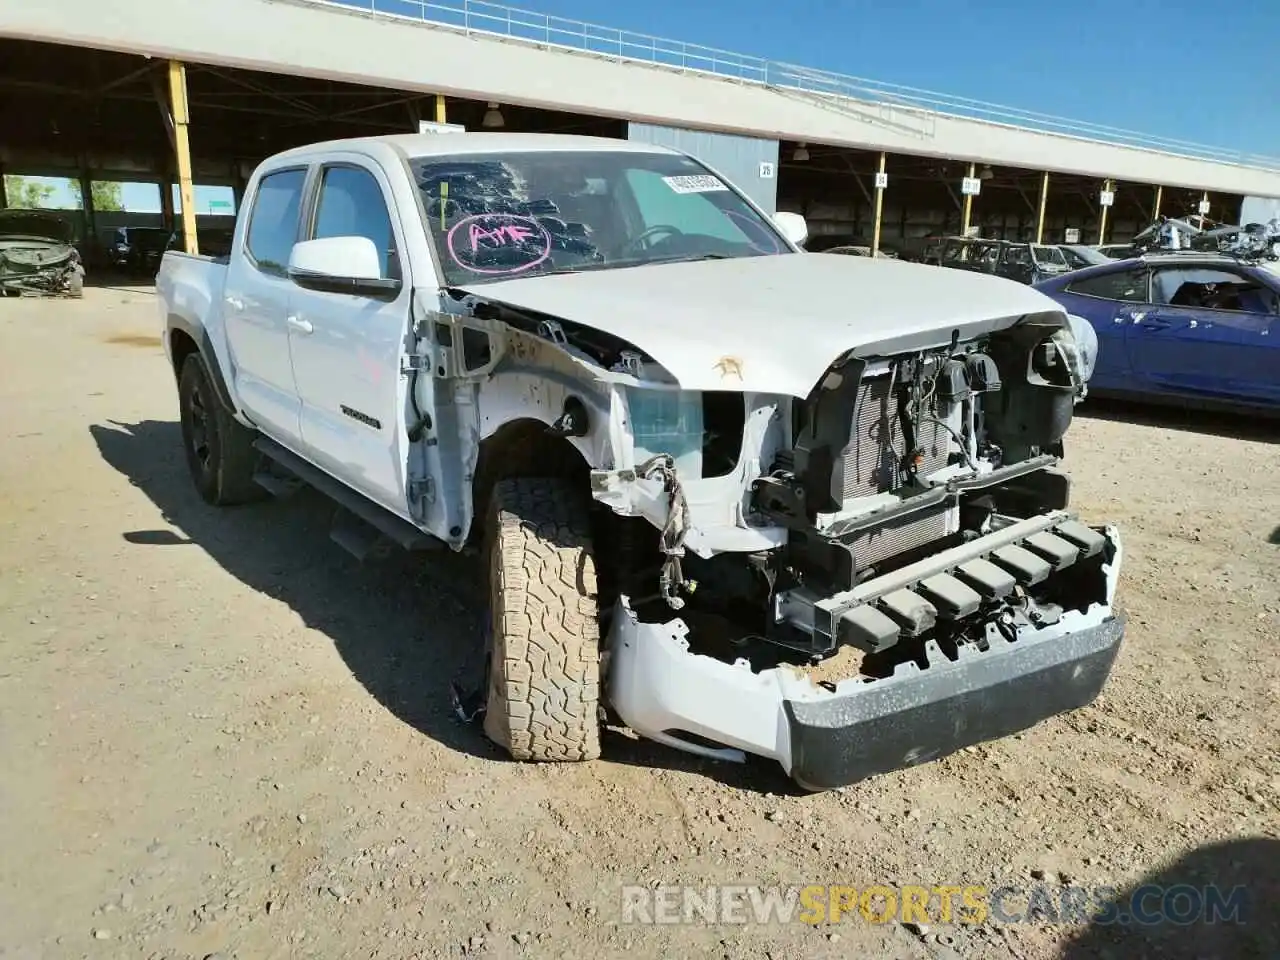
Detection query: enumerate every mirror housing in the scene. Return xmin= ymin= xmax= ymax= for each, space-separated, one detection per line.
xmin=773 ymin=211 xmax=809 ymax=249
xmin=288 ymin=236 xmax=400 ymax=299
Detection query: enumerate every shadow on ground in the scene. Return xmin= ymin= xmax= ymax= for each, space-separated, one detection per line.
xmin=86 ymin=270 xmax=159 ymax=292
xmin=1059 ymin=836 xmax=1280 ymax=960
xmin=90 ymin=418 xmax=789 ymax=794
xmin=1078 ymin=396 xmax=1279 ymax=444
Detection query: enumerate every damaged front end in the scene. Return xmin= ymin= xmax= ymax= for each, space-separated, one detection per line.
xmin=591 ymin=314 xmax=1124 ymax=789
xmin=609 ymin=516 xmax=1122 ymax=790
xmin=437 ymin=271 xmax=1122 ymax=789
xmin=0 ymin=211 xmax=85 ymax=298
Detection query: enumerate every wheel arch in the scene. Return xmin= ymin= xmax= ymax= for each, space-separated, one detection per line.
xmin=166 ymin=315 xmax=238 ymax=417
xmin=469 ymin=417 xmax=592 ymax=545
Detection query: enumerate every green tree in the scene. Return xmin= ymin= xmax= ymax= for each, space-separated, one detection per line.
xmin=3 ymin=175 xmax=56 ymax=209
xmin=75 ymin=181 xmax=125 ymax=213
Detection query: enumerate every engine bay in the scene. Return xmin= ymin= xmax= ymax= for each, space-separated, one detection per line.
xmin=603 ymin=318 xmax=1102 ymax=683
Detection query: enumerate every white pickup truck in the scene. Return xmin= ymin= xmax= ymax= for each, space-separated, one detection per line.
xmin=157 ymin=132 xmax=1123 ymax=790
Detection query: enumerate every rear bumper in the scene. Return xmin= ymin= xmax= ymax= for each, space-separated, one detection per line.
xmin=606 ymin=523 xmax=1123 ymax=789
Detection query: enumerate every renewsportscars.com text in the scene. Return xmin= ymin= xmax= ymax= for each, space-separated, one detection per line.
xmin=620 ymin=882 xmax=1251 ymax=927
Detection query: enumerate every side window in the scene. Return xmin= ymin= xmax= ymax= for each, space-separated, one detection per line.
xmin=245 ymin=168 xmax=307 ymax=277
xmin=1065 ymin=268 xmax=1149 ymax=303
xmin=623 ymin=169 xmax=744 ymax=244
xmin=1150 ymin=267 xmax=1270 ymax=313
xmin=312 ymin=165 xmax=398 ymax=279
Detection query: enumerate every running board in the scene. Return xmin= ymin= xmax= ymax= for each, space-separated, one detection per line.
xmin=329 ymin=507 xmax=397 ymax=562
xmin=253 ymin=469 xmax=305 ymax=500
xmin=252 ymin=437 xmax=442 ymax=553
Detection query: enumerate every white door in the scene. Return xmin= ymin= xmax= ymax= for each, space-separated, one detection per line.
xmin=286 ymin=160 xmax=415 ymax=516
xmin=222 ymin=165 xmax=309 ymax=445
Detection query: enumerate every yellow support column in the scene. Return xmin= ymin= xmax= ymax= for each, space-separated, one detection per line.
xmin=435 ymin=94 xmax=447 ymax=124
xmin=1153 ymin=184 xmax=1163 ymax=220
xmin=1097 ymin=179 xmax=1113 ymax=246
xmin=871 ymin=152 xmax=887 ymax=257
xmin=1035 ymin=171 xmax=1049 ymax=244
xmin=168 ymin=60 xmax=198 ymax=256
xmin=961 ymin=162 xmax=976 ymax=236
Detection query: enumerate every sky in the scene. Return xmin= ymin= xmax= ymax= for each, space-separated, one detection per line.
xmin=461 ymin=0 xmax=1278 ymax=158
xmin=16 ymin=178 xmax=235 ymax=216
xmin=13 ymin=0 xmax=1274 ymax=214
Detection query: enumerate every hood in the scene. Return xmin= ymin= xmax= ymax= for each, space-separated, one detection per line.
xmin=459 ymin=252 xmax=1068 ymax=397
xmin=0 ymin=239 xmax=76 ymax=273
xmin=0 ymin=211 xmax=75 ymax=244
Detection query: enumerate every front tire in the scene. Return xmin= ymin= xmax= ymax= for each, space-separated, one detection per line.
xmin=177 ymin=353 xmax=262 ymax=506
xmin=483 ymin=477 xmax=601 ymax=762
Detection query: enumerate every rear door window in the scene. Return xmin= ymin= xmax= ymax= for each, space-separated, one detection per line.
xmin=1065 ymin=268 xmax=1149 ymax=302
xmin=245 ymin=168 xmax=307 ymax=277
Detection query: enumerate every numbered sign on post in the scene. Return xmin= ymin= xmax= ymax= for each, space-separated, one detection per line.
xmin=874 ymin=172 xmax=889 ymax=190
xmin=1064 ymin=228 xmax=1081 ymax=243
xmin=759 ymin=161 xmax=776 ymax=180
xmin=1198 ymin=199 xmax=1211 ymax=215
xmin=961 ymin=177 xmax=982 ymax=196
xmin=418 ymin=121 xmax=466 ymax=134
xmin=1099 ymin=190 xmax=1115 ymax=207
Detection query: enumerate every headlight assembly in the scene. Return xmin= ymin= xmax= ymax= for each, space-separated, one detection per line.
xmin=1031 ymin=321 xmax=1096 ymax=396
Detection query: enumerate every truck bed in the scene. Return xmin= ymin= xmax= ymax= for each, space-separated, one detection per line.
xmin=157 ymin=251 xmax=229 ymax=329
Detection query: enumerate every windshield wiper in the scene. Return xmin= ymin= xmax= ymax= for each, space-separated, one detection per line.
xmin=646 ymin=253 xmax=734 ymax=265
xmin=522 ymin=252 xmax=735 ymax=278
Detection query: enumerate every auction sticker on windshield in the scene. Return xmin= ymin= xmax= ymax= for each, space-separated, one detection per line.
xmin=662 ymin=175 xmax=729 ymax=194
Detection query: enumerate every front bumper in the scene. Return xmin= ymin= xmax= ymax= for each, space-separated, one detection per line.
xmin=0 ymin=263 xmax=81 ymax=295
xmin=606 ymin=523 xmax=1123 ymax=790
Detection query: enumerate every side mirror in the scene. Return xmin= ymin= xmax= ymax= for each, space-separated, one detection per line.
xmin=772 ymin=211 xmax=809 ymax=249
xmin=288 ymin=236 xmax=401 ymax=299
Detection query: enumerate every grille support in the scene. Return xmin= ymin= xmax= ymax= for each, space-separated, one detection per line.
xmin=835 ymin=373 xmax=954 ymax=567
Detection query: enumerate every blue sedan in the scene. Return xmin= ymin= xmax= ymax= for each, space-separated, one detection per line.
xmin=1034 ymin=252 xmax=1280 ymax=412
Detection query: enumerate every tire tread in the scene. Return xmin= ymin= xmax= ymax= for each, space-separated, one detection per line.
xmin=484 ymin=477 xmax=600 ymax=762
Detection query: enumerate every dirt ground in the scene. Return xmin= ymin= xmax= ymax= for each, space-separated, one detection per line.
xmin=0 ymin=287 xmax=1277 ymax=960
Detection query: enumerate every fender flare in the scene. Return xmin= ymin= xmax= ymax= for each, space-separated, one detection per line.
xmin=166 ymin=313 xmax=238 ymax=416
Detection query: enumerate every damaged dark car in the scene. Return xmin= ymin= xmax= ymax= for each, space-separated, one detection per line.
xmin=0 ymin=209 xmax=85 ymax=298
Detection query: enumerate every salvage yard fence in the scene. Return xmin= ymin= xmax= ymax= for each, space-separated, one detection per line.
xmin=311 ymin=0 xmax=1280 ymax=172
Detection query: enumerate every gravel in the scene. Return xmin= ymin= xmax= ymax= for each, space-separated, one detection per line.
xmin=0 ymin=290 xmax=1276 ymax=959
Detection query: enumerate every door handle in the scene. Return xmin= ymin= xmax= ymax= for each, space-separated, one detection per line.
xmin=1139 ymin=317 xmax=1171 ymax=331
xmin=286 ymin=314 xmax=314 ymax=335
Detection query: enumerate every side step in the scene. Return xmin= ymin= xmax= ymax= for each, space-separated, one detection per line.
xmin=252 ymin=437 xmax=442 ymax=554
xmin=253 ymin=469 xmax=305 ymax=500
xmin=329 ymin=507 xmax=397 ymax=562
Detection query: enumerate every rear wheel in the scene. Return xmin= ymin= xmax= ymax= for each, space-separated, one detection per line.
xmin=177 ymin=353 xmax=262 ymax=506
xmin=482 ymin=477 xmax=601 ymax=762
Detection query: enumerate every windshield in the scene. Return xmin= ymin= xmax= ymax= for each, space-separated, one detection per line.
xmin=408 ymin=150 xmax=792 ymax=285
xmin=0 ymin=211 xmax=74 ymax=243
xmin=1031 ymin=244 xmax=1067 ymax=266
xmin=124 ymin=228 xmax=172 ymax=251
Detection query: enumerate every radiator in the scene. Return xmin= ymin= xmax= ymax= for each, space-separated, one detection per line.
xmin=844 ymin=503 xmax=953 ymax=569
xmin=839 ymin=374 xmax=950 ymax=500
xmin=837 ymin=373 xmax=952 ymax=567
